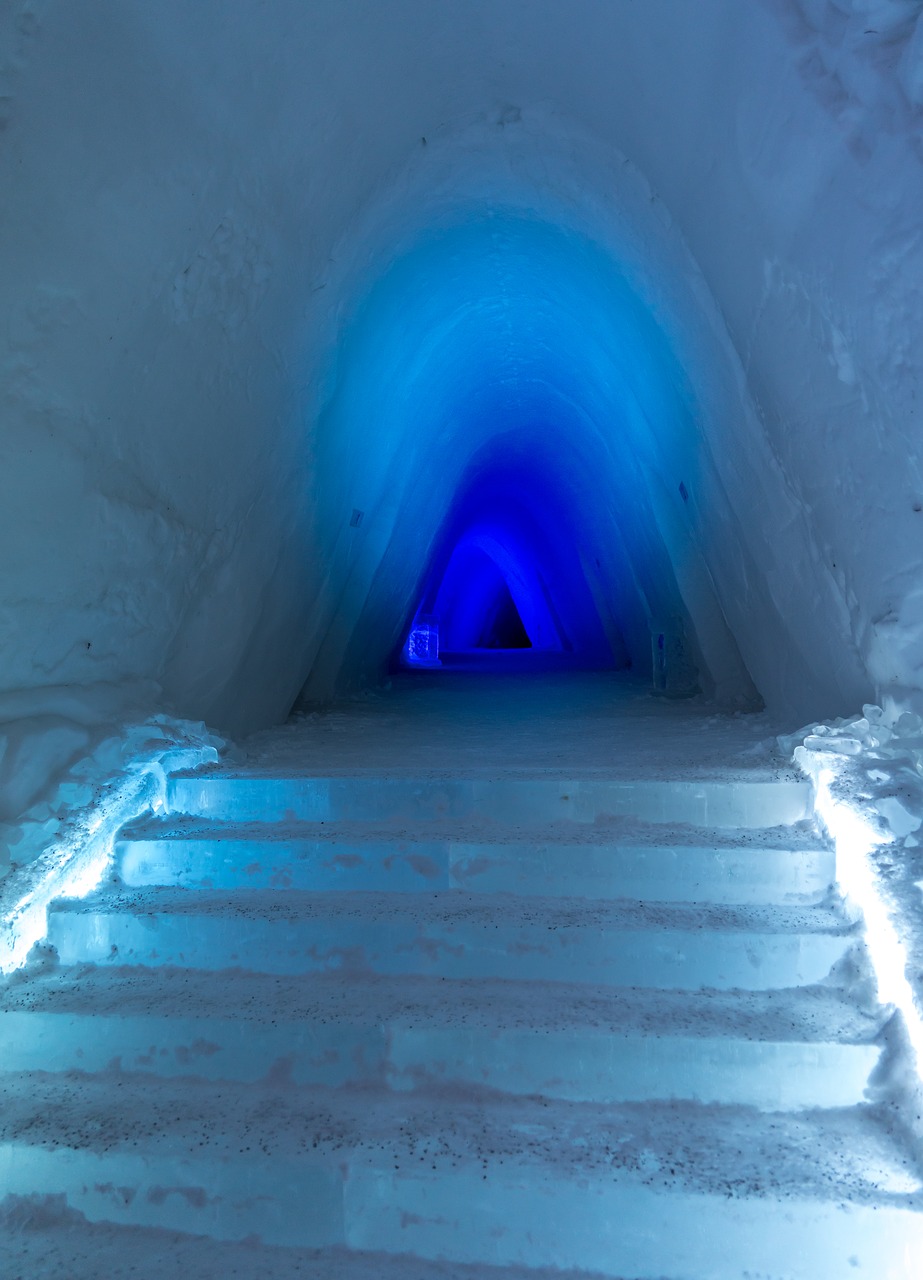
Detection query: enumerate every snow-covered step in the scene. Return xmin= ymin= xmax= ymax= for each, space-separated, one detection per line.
xmin=1 ymin=1075 xmax=919 ymax=1279
xmin=45 ymin=889 xmax=855 ymax=990
xmin=3 ymin=1138 xmax=919 ymax=1279
xmin=0 ymin=969 xmax=882 ymax=1110
xmin=2 ymin=966 xmax=880 ymax=1042
xmin=0 ymin=1218 xmax=613 ymax=1280
xmin=167 ymin=772 xmax=813 ymax=828
xmin=116 ymin=816 xmax=834 ymax=904
xmin=9 ymin=684 xmax=915 ymax=1278
xmin=0 ymin=1008 xmax=879 ymax=1109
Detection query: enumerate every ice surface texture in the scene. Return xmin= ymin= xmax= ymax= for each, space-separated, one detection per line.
xmin=4 ymin=0 xmax=923 ymax=745
xmin=1 ymin=680 xmax=922 ymax=1277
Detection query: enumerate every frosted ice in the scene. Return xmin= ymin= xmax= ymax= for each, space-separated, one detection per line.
xmin=2 ymin=2 xmax=923 ymax=1271
xmin=2 ymin=0 xmax=923 ymax=744
xmin=2 ymin=674 xmax=923 ymax=1277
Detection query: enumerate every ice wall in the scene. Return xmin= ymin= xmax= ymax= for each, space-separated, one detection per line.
xmin=2 ymin=0 xmax=922 ymax=777
xmin=299 ymin=199 xmax=764 ymax=704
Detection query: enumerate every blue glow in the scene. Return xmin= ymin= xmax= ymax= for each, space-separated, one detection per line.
xmin=1 ymin=734 xmax=219 ymax=973
xmin=306 ymin=207 xmax=751 ymax=699
xmin=803 ymin=755 xmax=923 ymax=1081
xmin=404 ymin=615 xmax=441 ymax=667
xmin=436 ymin=542 xmax=536 ymax=651
xmin=404 ymin=449 xmax=613 ymax=664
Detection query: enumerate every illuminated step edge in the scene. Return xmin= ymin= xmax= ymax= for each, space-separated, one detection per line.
xmin=44 ymin=894 xmax=854 ymax=990
xmin=166 ymin=774 xmax=813 ymax=829
xmin=0 ymin=1141 xmax=918 ymax=1280
xmin=0 ymin=1008 xmax=880 ymax=1110
xmin=0 ymin=744 xmax=219 ymax=976
xmin=116 ymin=825 xmax=835 ymax=905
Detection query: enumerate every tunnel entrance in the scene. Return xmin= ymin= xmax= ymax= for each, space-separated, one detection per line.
xmin=401 ymin=571 xmax=534 ymax=668
xmin=401 ymin=534 xmax=543 ymax=667
xmin=477 ymin=581 xmax=531 ymax=650
xmin=396 ymin=440 xmax=622 ymax=675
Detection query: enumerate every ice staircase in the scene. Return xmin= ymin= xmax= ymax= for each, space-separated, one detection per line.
xmin=1 ymin=761 xmax=922 ymax=1277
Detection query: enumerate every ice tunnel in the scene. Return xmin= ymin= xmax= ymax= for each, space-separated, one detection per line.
xmin=5 ymin=6 xmax=923 ymax=1268
xmin=405 ymin=452 xmax=616 ymax=665
xmin=2 ymin=0 xmax=922 ymax=754
xmin=299 ymin=211 xmax=762 ymax=704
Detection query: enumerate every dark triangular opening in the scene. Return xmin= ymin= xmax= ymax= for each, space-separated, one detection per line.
xmin=475 ymin=579 xmax=532 ymax=649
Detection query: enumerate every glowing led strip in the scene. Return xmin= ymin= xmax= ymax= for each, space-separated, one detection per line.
xmin=0 ymin=743 xmax=217 ymax=974
xmin=812 ymin=763 xmax=923 ymax=1073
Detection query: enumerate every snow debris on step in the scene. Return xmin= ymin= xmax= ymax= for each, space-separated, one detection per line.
xmin=1 ymin=679 xmax=922 ymax=1278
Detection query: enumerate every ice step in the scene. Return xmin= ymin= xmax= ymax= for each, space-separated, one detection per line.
xmin=0 ymin=1009 xmax=879 ymax=1110
xmin=1 ymin=1075 xmax=919 ymax=1279
xmin=166 ymin=772 xmax=813 ymax=828
xmin=3 ymin=1140 xmax=919 ymax=1279
xmin=116 ymin=817 xmax=835 ymax=904
xmin=0 ymin=969 xmax=883 ymax=1110
xmin=45 ymin=890 xmax=856 ymax=990
xmin=0 ymin=1218 xmax=616 ymax=1280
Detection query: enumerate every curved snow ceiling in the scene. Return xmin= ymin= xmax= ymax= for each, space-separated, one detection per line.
xmin=4 ymin=0 xmax=922 ymax=742
xmin=301 ymin=211 xmax=755 ymax=703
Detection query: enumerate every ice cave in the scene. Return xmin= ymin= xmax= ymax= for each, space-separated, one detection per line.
xmin=2 ymin=1 xmax=923 ymax=1276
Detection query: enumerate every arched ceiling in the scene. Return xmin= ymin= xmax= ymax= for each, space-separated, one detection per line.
xmin=2 ymin=0 xmax=921 ymax=735
xmin=299 ymin=208 xmax=758 ymax=704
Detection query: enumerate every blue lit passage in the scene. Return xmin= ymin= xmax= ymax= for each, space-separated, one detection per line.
xmin=402 ymin=450 xmax=615 ymax=668
xmin=305 ymin=210 xmax=758 ymax=703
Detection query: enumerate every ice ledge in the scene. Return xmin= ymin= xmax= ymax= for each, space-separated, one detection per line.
xmin=782 ymin=703 xmax=923 ymax=1138
xmin=0 ymin=718 xmax=222 ymax=974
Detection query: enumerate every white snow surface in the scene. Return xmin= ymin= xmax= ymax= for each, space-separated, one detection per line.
xmin=0 ymin=706 xmax=221 ymax=970
xmin=782 ymin=701 xmax=923 ymax=1120
xmin=2 ymin=0 xmax=923 ymax=745
xmin=0 ymin=693 xmax=223 ymax=878
xmin=0 ymin=682 xmax=218 ymax=874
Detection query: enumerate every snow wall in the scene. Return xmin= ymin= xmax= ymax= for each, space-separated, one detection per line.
xmin=2 ymin=0 xmax=923 ymax=857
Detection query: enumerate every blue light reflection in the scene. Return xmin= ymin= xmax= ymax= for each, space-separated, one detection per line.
xmin=310 ymin=209 xmax=717 ymax=694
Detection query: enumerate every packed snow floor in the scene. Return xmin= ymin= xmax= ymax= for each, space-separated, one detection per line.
xmin=240 ymin=669 xmax=796 ymax=779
